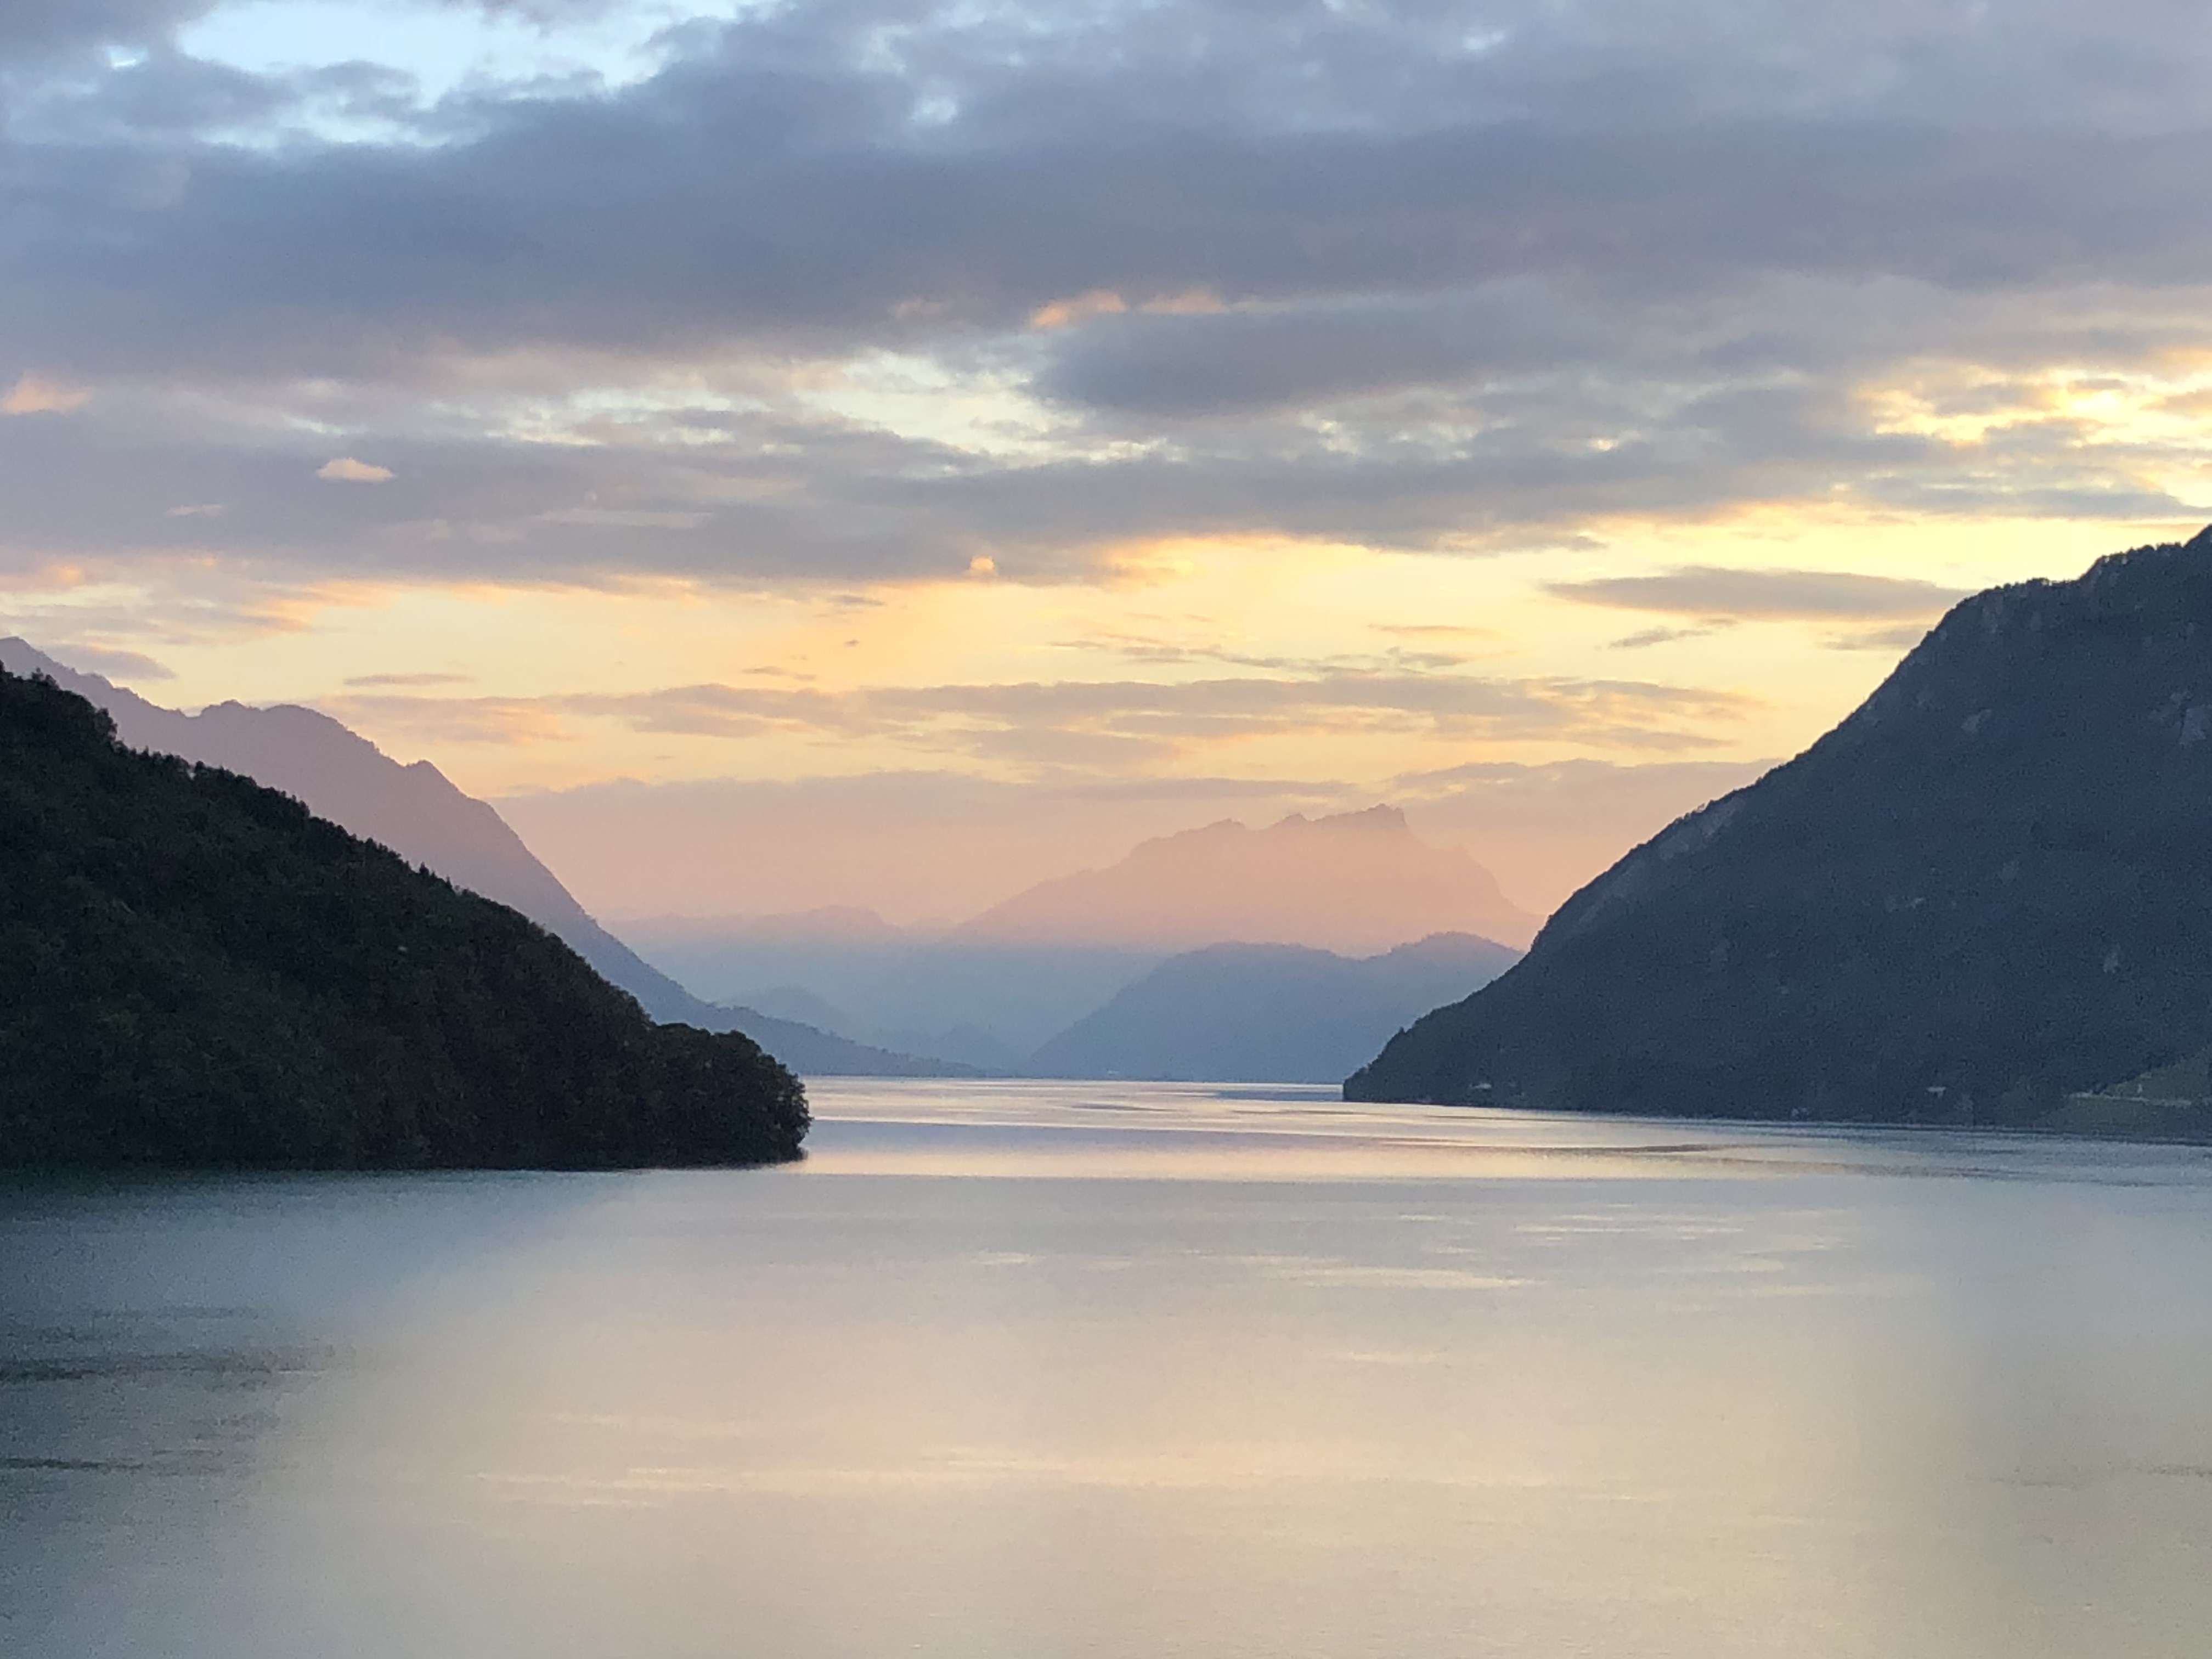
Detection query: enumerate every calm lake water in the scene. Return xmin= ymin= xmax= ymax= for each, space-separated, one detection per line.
xmin=8 ymin=1080 xmax=2212 ymax=1658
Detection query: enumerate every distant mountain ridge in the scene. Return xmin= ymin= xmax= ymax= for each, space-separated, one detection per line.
xmin=0 ymin=641 xmax=970 ymax=1079
xmin=0 ymin=666 xmax=806 ymax=1167
xmin=616 ymin=911 xmax=1167 ymax=1066
xmin=958 ymin=805 xmax=1538 ymax=953
xmin=1348 ymin=527 xmax=2212 ymax=1133
xmin=1031 ymin=933 xmax=1521 ymax=1083
xmin=616 ymin=808 xmax=1535 ymax=1068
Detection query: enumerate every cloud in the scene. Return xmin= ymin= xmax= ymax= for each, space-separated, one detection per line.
xmin=2 ymin=374 xmax=91 ymax=415
xmin=534 ymin=506 xmax=707 ymax=528
xmin=0 ymin=0 xmax=212 ymax=56
xmin=20 ymin=108 xmax=2212 ymax=388
xmin=5 ymin=9 xmax=2212 ymax=383
xmin=317 ymin=458 xmax=394 ymax=483
xmin=343 ymin=670 xmax=473 ymax=687
xmin=490 ymin=755 xmax=1769 ymax=924
xmin=324 ymin=692 xmax=571 ymax=747
xmin=0 ymin=277 xmax=2199 ymax=598
xmin=495 ymin=768 xmax=1369 ymax=922
xmin=325 ymin=668 xmax=1756 ymax=780
xmin=0 ymin=0 xmax=614 ymax=63
xmin=1035 ymin=286 xmax=1598 ymax=417
xmin=1549 ymin=566 xmax=1970 ymax=621
xmin=38 ymin=644 xmax=176 ymax=680
xmin=1031 ymin=291 xmax=1128 ymax=330
xmin=8 ymin=0 xmax=2198 ymax=928
xmin=1820 ymin=622 xmax=1938 ymax=652
xmin=0 ymin=1 xmax=2204 ymax=609
xmin=1608 ymin=623 xmax=1733 ymax=650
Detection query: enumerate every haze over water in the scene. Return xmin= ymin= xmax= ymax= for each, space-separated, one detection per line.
xmin=8 ymin=1082 xmax=2212 ymax=1658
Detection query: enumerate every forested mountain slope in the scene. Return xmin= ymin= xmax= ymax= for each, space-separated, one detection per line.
xmin=0 ymin=668 xmax=807 ymax=1167
xmin=0 ymin=640 xmax=968 ymax=1078
xmin=1350 ymin=528 xmax=2212 ymax=1131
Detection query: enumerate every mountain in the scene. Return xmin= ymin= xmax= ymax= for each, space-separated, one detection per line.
xmin=0 ymin=641 xmax=969 ymax=1079
xmin=737 ymin=984 xmax=860 ymax=1032
xmin=714 ymin=1006 xmax=979 ymax=1077
xmin=957 ymin=805 xmax=1538 ymax=954
xmin=1348 ymin=528 xmax=2212 ymax=1133
xmin=0 ymin=667 xmax=807 ymax=1168
xmin=871 ymin=1021 xmax=1034 ymax=1074
xmin=1031 ymin=932 xmax=1521 ymax=1083
xmin=0 ymin=640 xmax=701 ymax=1007
xmin=618 ymin=909 xmax=1166 ymax=1065
xmin=618 ymin=810 xmax=1533 ymax=1065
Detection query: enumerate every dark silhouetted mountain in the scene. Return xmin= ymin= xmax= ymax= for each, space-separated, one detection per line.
xmin=1033 ymin=932 xmax=1520 ymax=1082
xmin=957 ymin=805 xmax=1538 ymax=953
xmin=1348 ymin=528 xmax=2212 ymax=1131
xmin=0 ymin=641 xmax=967 ymax=1079
xmin=0 ymin=640 xmax=703 ymax=1007
xmin=0 ymin=667 xmax=808 ymax=1168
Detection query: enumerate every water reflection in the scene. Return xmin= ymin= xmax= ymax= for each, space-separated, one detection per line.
xmin=5 ymin=1085 xmax=2212 ymax=1657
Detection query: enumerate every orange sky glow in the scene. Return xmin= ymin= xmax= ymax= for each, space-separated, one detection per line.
xmin=6 ymin=1 xmax=2211 ymax=921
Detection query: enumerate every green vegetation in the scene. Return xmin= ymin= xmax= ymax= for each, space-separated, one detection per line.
xmin=1348 ymin=527 xmax=2212 ymax=1135
xmin=0 ymin=668 xmax=808 ymax=1168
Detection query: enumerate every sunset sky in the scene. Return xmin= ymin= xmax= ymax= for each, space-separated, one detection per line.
xmin=4 ymin=0 xmax=2209 ymax=921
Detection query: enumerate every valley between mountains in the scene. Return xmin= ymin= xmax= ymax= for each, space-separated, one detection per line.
xmin=1 ymin=637 xmax=1528 ymax=1085
xmin=21 ymin=526 xmax=2212 ymax=1133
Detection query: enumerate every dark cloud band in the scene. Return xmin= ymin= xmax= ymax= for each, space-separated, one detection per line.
xmin=3 ymin=1 xmax=2209 ymax=594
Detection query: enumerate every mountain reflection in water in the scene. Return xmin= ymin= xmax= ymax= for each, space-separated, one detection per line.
xmin=7 ymin=1080 xmax=2212 ymax=1658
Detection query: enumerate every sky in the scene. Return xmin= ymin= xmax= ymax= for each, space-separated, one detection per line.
xmin=3 ymin=0 xmax=2209 ymax=921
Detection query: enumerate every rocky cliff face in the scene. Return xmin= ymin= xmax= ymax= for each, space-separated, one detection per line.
xmin=1350 ymin=527 xmax=2212 ymax=1127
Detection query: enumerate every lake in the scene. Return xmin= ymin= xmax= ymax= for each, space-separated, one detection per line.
xmin=7 ymin=1079 xmax=2212 ymax=1658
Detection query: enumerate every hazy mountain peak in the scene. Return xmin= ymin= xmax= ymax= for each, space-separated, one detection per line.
xmin=1 ymin=638 xmax=170 ymax=720
xmin=960 ymin=802 xmax=1537 ymax=953
xmin=1272 ymin=804 xmax=1409 ymax=834
xmin=1030 ymin=930 xmax=1521 ymax=1084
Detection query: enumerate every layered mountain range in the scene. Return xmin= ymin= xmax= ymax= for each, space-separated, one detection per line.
xmin=958 ymin=805 xmax=1537 ymax=953
xmin=4 ymin=640 xmax=1531 ymax=1084
xmin=1350 ymin=528 xmax=2212 ymax=1132
xmin=0 ymin=667 xmax=806 ymax=1167
xmin=1031 ymin=933 xmax=1519 ymax=1084
xmin=0 ymin=641 xmax=968 ymax=1079
xmin=620 ymin=807 xmax=1532 ymax=1070
xmin=621 ymin=911 xmax=1160 ymax=1069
